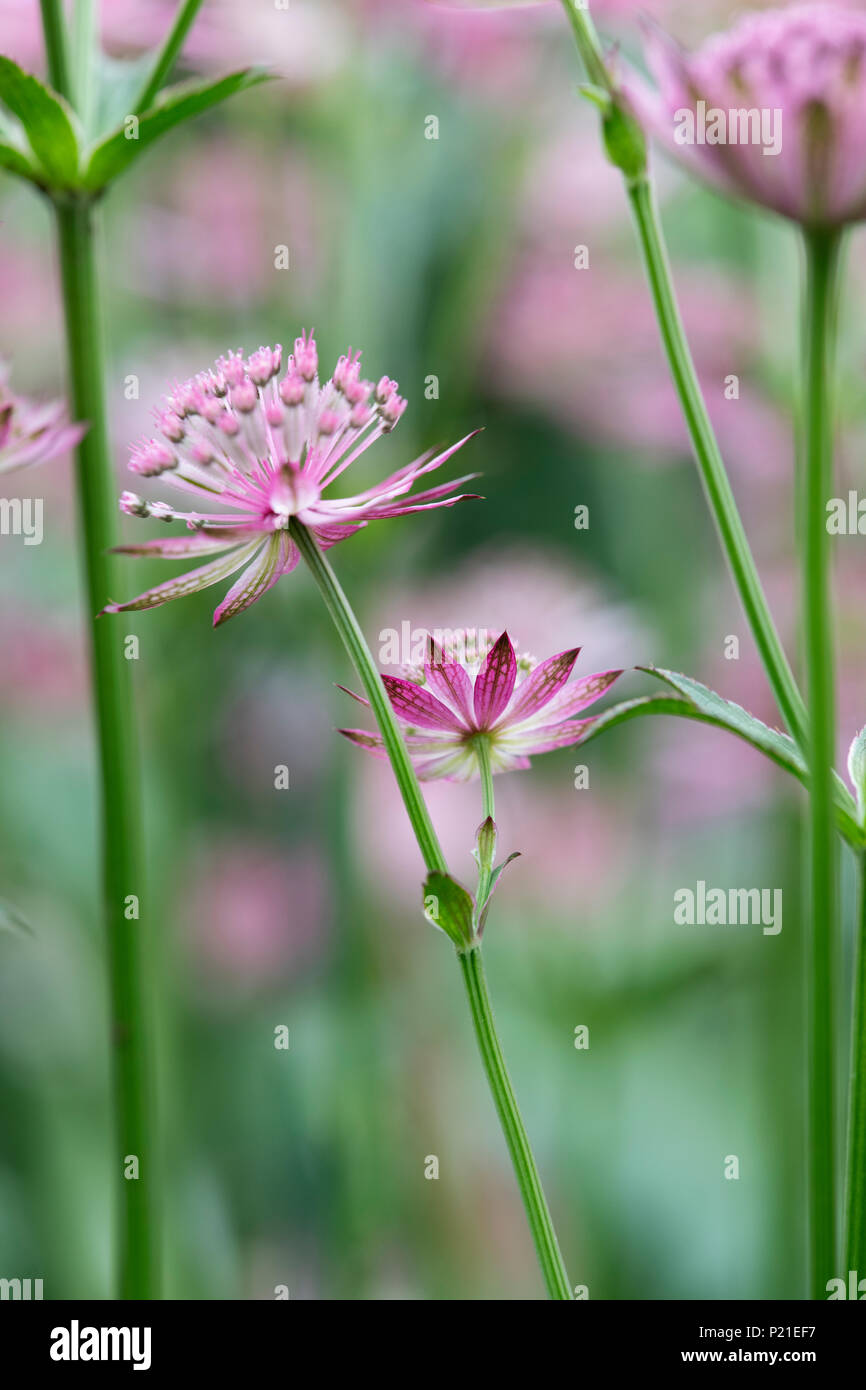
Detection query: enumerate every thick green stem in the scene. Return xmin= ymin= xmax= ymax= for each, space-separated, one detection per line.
xmin=289 ymin=520 xmax=446 ymax=874
xmin=846 ymin=851 xmax=866 ymax=1274
xmin=627 ymin=178 xmax=807 ymax=749
xmin=459 ymin=946 xmax=573 ymax=1299
xmin=802 ymin=228 xmax=842 ymax=1298
xmin=132 ymin=0 xmax=206 ymax=113
xmin=54 ymin=198 xmax=157 ymax=1300
xmin=291 ymin=523 xmax=571 ymax=1298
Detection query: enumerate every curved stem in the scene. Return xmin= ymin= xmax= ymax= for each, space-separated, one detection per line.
xmin=459 ymin=946 xmax=573 ymax=1300
xmin=802 ymin=227 xmax=842 ymax=1298
xmin=556 ymin=3 xmax=806 ymax=750
xmin=291 ymin=523 xmax=571 ymax=1298
xmin=54 ymin=198 xmax=157 ymax=1299
xmin=845 ymin=850 xmax=866 ymax=1275
xmin=132 ymin=0 xmax=206 ymax=113
xmin=289 ymin=520 xmax=446 ymax=875
xmin=627 ymin=178 xmax=807 ymax=749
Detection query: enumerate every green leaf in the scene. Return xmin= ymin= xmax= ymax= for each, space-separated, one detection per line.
xmin=83 ymin=67 xmax=273 ymax=191
xmin=478 ymin=852 xmax=521 ymax=935
xmin=575 ymin=669 xmax=863 ymax=846
xmin=640 ymin=668 xmax=809 ymax=778
xmin=0 ymin=56 xmax=79 ymax=187
xmin=0 ymin=897 xmax=33 ymax=936
xmin=423 ymin=871 xmax=476 ymax=949
xmin=0 ymin=139 xmax=37 ymax=181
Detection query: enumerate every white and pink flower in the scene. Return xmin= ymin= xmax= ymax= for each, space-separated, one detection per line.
xmin=103 ymin=334 xmax=479 ymax=626
xmin=341 ymin=628 xmax=622 ymax=780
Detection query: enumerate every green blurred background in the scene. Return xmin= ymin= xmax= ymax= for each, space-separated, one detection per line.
xmin=2 ymin=0 xmax=864 ymax=1298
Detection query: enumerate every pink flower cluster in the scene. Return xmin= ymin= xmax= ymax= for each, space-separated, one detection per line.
xmin=105 ymin=335 xmax=478 ymax=626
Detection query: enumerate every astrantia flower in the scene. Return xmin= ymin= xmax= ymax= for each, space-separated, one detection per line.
xmin=635 ymin=5 xmax=866 ymax=228
xmin=0 ymin=362 xmax=84 ymax=475
xmin=340 ymin=628 xmax=622 ymax=780
xmin=102 ymin=335 xmax=479 ymax=626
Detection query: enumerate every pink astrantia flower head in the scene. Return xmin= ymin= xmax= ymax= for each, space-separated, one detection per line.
xmin=101 ymin=335 xmax=479 ymax=626
xmin=341 ymin=628 xmax=623 ymax=780
xmin=635 ymin=4 xmax=866 ymax=228
xmin=0 ymin=362 xmax=85 ymax=475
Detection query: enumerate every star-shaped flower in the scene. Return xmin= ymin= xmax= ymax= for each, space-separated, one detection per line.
xmin=340 ymin=628 xmax=623 ymax=780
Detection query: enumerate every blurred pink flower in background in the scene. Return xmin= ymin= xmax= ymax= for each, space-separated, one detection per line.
xmin=634 ymin=4 xmax=866 ymax=228
xmin=0 ymin=361 xmax=84 ymax=475
xmin=0 ymin=245 xmax=61 ymax=358
xmin=181 ymin=839 xmax=330 ymax=994
xmin=489 ymin=254 xmax=791 ymax=490
xmin=119 ymin=137 xmax=327 ymax=309
xmin=3 ymin=0 xmax=344 ymax=87
xmin=0 ymin=611 xmax=88 ymax=716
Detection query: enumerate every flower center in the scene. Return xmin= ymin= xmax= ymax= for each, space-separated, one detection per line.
xmin=267 ymin=465 xmax=321 ymax=521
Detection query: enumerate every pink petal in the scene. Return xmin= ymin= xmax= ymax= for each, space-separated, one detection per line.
xmin=100 ymin=540 xmax=263 ymax=617
xmin=502 ymin=647 xmax=581 ymax=723
xmin=213 ymin=531 xmax=298 ymax=627
xmin=424 ymin=659 xmax=475 ymax=726
xmin=473 ymin=631 xmax=517 ymax=728
xmin=498 ymin=719 xmax=597 ymax=756
xmin=522 ymin=670 xmax=624 ymax=725
xmin=112 ymin=527 xmax=262 ymax=558
xmin=355 ymin=490 xmax=481 ymax=520
xmin=382 ymin=675 xmax=464 ymax=732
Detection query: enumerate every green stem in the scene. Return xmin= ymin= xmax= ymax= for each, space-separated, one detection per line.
xmin=291 ymin=523 xmax=571 ymax=1298
xmin=846 ymin=850 xmax=866 ymax=1275
xmin=132 ymin=0 xmax=206 ymax=113
xmin=627 ymin=178 xmax=807 ymax=750
xmin=289 ymin=520 xmax=446 ymax=874
xmin=802 ymin=227 xmax=842 ymax=1298
xmin=476 ymin=737 xmax=496 ymax=906
xmin=53 ymin=197 xmax=157 ymax=1300
xmin=459 ymin=946 xmax=573 ymax=1299
xmin=39 ymin=0 xmax=72 ymax=99
xmin=559 ymin=0 xmax=610 ymax=92
xmin=556 ymin=2 xmax=806 ymax=750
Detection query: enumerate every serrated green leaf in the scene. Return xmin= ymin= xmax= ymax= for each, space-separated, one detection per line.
xmin=573 ymin=670 xmax=863 ymax=846
xmin=0 ymin=56 xmax=79 ymax=187
xmin=641 ymin=668 xmax=808 ymax=777
xmin=422 ymin=871 xmax=476 ymax=949
xmin=0 ymin=898 xmax=33 ymax=936
xmin=83 ymin=67 xmax=272 ymax=191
